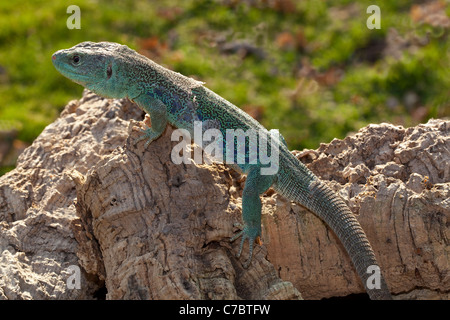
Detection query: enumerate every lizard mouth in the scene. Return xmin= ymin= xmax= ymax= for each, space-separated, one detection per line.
xmin=52 ymin=50 xmax=91 ymax=86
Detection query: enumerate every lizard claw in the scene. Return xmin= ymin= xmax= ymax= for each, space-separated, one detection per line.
xmin=230 ymin=223 xmax=261 ymax=268
xmin=134 ymin=127 xmax=156 ymax=148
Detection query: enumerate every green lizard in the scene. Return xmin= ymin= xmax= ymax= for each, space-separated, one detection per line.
xmin=52 ymin=42 xmax=392 ymax=300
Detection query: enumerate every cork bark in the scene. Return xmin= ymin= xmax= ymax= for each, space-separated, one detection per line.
xmin=265 ymin=121 xmax=449 ymax=299
xmin=0 ymin=90 xmax=448 ymax=299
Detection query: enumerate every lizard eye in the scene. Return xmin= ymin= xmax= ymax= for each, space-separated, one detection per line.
xmin=72 ymin=55 xmax=80 ymax=65
xmin=107 ymin=64 xmax=112 ymax=79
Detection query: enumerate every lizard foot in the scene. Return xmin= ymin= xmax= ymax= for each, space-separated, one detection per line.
xmin=134 ymin=127 xmax=158 ymax=148
xmin=230 ymin=223 xmax=261 ymax=268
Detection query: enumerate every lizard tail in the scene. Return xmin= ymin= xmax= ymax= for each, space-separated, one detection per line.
xmin=274 ymin=169 xmax=392 ymax=300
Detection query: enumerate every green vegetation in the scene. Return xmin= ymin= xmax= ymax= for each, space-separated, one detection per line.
xmin=0 ymin=0 xmax=448 ymax=175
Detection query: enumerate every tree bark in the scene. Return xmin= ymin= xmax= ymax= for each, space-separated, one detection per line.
xmin=0 ymin=90 xmax=448 ymax=299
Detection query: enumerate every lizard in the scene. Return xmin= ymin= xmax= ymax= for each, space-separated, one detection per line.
xmin=52 ymin=41 xmax=392 ymax=300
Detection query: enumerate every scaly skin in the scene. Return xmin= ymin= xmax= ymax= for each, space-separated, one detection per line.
xmin=52 ymin=42 xmax=392 ymax=299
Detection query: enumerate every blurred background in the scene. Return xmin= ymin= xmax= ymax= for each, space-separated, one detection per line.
xmin=0 ymin=0 xmax=449 ymax=176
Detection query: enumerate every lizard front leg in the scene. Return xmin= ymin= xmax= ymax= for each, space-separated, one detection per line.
xmin=133 ymin=94 xmax=168 ymax=148
xmin=230 ymin=166 xmax=275 ymax=268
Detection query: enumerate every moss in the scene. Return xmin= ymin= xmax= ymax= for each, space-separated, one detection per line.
xmin=0 ymin=0 xmax=448 ymax=175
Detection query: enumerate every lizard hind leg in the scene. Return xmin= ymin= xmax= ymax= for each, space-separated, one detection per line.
xmin=230 ymin=167 xmax=275 ymax=268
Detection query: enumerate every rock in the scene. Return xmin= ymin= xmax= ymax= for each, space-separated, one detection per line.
xmin=0 ymin=90 xmax=448 ymax=299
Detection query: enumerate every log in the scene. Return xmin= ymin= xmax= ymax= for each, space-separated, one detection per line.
xmin=0 ymin=90 xmax=448 ymax=299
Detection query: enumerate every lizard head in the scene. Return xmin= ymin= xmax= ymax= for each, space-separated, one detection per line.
xmin=52 ymin=41 xmax=140 ymax=99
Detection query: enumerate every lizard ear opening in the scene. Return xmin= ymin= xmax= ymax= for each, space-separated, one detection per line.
xmin=107 ymin=64 xmax=112 ymax=79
